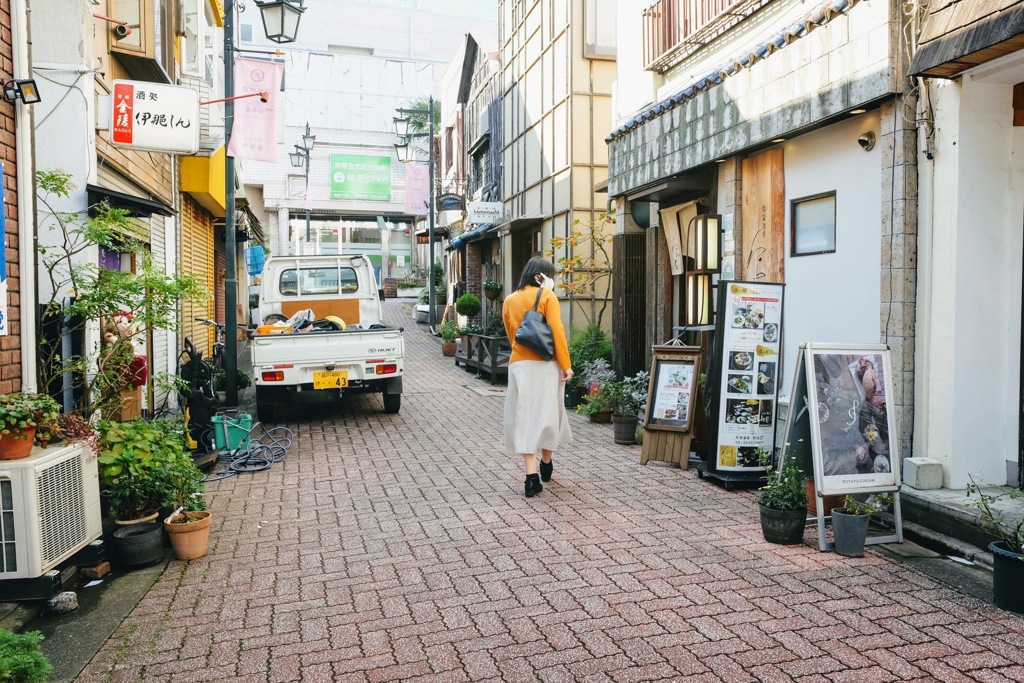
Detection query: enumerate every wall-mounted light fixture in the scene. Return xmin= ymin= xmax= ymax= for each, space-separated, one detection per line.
xmin=2 ymin=79 xmax=41 ymax=105
xmin=684 ymin=213 xmax=721 ymax=326
xmin=254 ymin=0 xmax=306 ymax=44
xmin=858 ymin=131 xmax=876 ymax=151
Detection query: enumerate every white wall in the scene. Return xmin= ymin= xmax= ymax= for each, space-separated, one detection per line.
xmin=779 ymin=111 xmax=883 ymax=396
xmin=916 ymin=74 xmax=1024 ymax=488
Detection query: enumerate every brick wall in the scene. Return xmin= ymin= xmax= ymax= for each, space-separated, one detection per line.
xmin=0 ymin=0 xmax=22 ymax=394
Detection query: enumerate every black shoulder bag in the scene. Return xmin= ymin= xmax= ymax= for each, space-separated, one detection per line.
xmin=515 ymin=287 xmax=555 ymax=360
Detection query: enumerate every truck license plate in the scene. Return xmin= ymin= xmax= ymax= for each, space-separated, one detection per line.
xmin=313 ymin=370 xmax=348 ymax=389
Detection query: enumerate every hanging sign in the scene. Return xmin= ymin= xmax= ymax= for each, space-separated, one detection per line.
xmin=437 ymin=193 xmax=465 ymax=211
xmin=110 ymin=80 xmax=200 ymax=154
xmin=467 ymin=201 xmax=503 ymax=224
xmin=707 ymin=281 xmax=785 ymax=472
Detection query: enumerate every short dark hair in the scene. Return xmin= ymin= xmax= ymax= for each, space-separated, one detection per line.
xmin=516 ymin=256 xmax=556 ymax=290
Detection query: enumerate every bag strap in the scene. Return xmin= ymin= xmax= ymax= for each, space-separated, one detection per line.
xmin=532 ymin=286 xmax=544 ymax=312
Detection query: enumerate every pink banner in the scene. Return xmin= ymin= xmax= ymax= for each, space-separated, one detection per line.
xmin=404 ymin=163 xmax=430 ymax=215
xmin=226 ymin=58 xmax=283 ymax=162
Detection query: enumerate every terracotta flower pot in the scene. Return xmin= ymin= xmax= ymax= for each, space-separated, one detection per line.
xmin=0 ymin=426 xmax=36 ymax=460
xmin=164 ymin=510 xmax=213 ymax=560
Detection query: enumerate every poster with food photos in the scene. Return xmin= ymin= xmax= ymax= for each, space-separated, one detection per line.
xmin=713 ymin=281 xmax=784 ymax=471
xmin=643 ymin=346 xmax=701 ymax=432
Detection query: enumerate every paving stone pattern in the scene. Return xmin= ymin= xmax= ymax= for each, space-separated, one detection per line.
xmin=77 ymin=301 xmax=1024 ymax=682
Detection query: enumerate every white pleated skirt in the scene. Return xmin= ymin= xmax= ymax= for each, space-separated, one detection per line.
xmin=504 ymin=360 xmax=573 ymax=456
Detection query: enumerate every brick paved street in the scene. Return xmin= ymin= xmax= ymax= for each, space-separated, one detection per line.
xmin=76 ymin=300 xmax=1024 ymax=682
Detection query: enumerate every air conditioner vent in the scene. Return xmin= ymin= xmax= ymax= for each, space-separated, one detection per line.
xmin=37 ymin=456 xmax=87 ymax=565
xmin=1 ymin=479 xmax=16 ymax=573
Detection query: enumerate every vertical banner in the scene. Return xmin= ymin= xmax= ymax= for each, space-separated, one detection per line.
xmin=708 ymin=281 xmax=785 ymax=472
xmin=226 ymin=58 xmax=284 ymax=162
xmin=740 ymin=148 xmax=785 ymax=283
xmin=404 ymin=163 xmax=429 ymax=214
xmin=0 ymin=163 xmax=7 ymax=335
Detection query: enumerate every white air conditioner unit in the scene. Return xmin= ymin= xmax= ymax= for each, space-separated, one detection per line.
xmin=0 ymin=443 xmax=102 ymax=581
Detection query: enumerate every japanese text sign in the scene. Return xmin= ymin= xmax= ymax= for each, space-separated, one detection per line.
xmin=110 ymin=80 xmax=199 ymax=154
xmin=331 ymin=155 xmax=392 ymax=201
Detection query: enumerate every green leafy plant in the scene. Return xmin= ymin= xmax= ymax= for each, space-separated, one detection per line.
xmin=577 ymin=358 xmax=618 ymax=417
xmin=395 ymin=278 xmax=425 ymax=289
xmin=0 ymin=393 xmax=61 ymax=447
xmin=966 ymin=476 xmax=1024 ymax=554
xmin=96 ymin=418 xmax=203 ymax=520
xmin=0 ymin=629 xmax=52 ymax=683
xmin=838 ymin=493 xmax=893 ymax=516
xmin=458 ymin=324 xmax=484 ymax=336
xmin=36 ymin=169 xmax=206 ymax=417
xmin=429 ymin=260 xmax=445 ymax=289
xmin=610 ymin=370 xmax=650 ymax=419
xmin=758 ymin=448 xmax=809 ymax=511
xmin=483 ymin=280 xmax=503 ymax=293
xmin=55 ymin=411 xmax=99 ymax=455
xmin=439 ymin=320 xmax=458 ymax=343
xmin=213 ymin=369 xmax=252 ymax=392
xmin=455 ymin=293 xmax=482 ymax=318
xmin=483 ymin=309 xmax=505 ymax=337
xmin=417 ymin=288 xmax=429 ymax=305
xmin=545 ymin=213 xmax=614 ymax=327
xmin=567 ymin=325 xmax=612 ymax=392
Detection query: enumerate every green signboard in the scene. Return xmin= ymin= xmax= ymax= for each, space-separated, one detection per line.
xmin=330 ymin=155 xmax=392 ymax=201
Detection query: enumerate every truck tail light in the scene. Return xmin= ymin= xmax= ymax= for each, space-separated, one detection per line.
xmin=262 ymin=371 xmax=285 ymax=382
xmin=376 ymin=364 xmax=397 ymax=375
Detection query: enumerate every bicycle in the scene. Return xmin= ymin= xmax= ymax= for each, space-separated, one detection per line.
xmin=193 ymin=318 xmax=228 ymax=375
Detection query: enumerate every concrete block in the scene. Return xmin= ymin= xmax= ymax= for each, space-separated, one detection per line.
xmin=904 ymin=457 xmax=943 ymax=490
xmin=81 ymin=562 xmax=111 ymax=580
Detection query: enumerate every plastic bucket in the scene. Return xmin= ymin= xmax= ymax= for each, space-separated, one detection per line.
xmin=212 ymin=413 xmax=253 ymax=451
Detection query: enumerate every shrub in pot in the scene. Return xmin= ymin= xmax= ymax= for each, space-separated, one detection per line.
xmin=439 ymin=321 xmax=458 ymax=357
xmin=454 ymin=292 xmax=482 ymax=319
xmin=758 ymin=451 xmax=809 ymax=544
xmin=966 ymin=477 xmax=1024 ymax=612
xmin=0 ymin=393 xmax=61 ymax=459
xmin=831 ymin=494 xmax=891 ymax=557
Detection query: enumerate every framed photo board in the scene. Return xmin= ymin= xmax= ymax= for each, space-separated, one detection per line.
xmin=779 ymin=342 xmax=903 ymax=551
xmin=706 ymin=281 xmax=785 ymax=473
xmin=643 ymin=346 xmax=701 ymax=432
xmin=640 ymin=345 xmax=701 ymax=467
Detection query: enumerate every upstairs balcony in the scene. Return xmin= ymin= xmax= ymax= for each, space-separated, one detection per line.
xmin=643 ymin=0 xmax=766 ymax=72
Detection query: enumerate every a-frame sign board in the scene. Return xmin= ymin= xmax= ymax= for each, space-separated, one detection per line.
xmin=640 ymin=343 xmax=702 ymax=469
xmin=779 ymin=343 xmax=904 ymax=551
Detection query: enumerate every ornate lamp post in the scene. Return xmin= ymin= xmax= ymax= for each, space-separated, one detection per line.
xmin=221 ymin=0 xmax=304 ymax=407
xmin=289 ymin=122 xmax=316 ymax=243
xmin=393 ymin=98 xmax=436 ymax=330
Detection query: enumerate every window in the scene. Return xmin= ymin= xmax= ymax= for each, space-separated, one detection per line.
xmin=278 ymin=267 xmax=359 ymax=296
xmin=109 ymin=0 xmax=176 ymax=83
xmin=584 ymin=0 xmax=617 ymax=58
xmin=791 ymin=192 xmax=836 ymax=256
xmin=444 ymin=127 xmax=454 ymax=172
xmin=240 ymin=24 xmax=253 ymax=42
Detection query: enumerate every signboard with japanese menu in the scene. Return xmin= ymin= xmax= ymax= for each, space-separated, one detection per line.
xmin=707 ymin=281 xmax=785 ymax=472
xmin=109 ymin=80 xmax=199 ymax=154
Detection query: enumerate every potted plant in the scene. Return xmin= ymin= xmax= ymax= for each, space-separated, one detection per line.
xmin=966 ymin=476 xmax=1024 ymax=612
xmin=757 ymin=449 xmax=809 ymax=544
xmin=0 ymin=629 xmax=52 ymax=683
xmin=831 ymin=493 xmax=892 ymax=557
xmin=439 ymin=320 xmax=458 ymax=357
xmin=0 ymin=393 xmax=61 ymax=460
xmin=429 ymin=261 xmax=446 ymax=304
xmin=566 ymin=325 xmax=612 ymax=408
xmin=609 ymin=370 xmax=649 ymax=444
xmin=483 ymin=280 xmax=503 ymax=300
xmin=161 ymin=442 xmax=211 ymax=561
xmin=576 ymin=358 xmax=616 ymax=422
xmin=455 ymin=292 xmax=482 ymax=321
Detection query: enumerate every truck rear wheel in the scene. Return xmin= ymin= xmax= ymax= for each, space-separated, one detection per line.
xmin=256 ymin=387 xmax=278 ymax=423
xmin=383 ymin=393 xmax=401 ymax=414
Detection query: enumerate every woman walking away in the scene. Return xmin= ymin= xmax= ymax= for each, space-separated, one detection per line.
xmin=502 ymin=256 xmax=573 ymax=497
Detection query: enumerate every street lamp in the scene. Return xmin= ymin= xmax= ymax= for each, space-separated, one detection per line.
xmin=289 ymin=122 xmax=315 ymax=242
xmin=393 ymin=98 xmax=436 ymax=330
xmin=222 ymin=0 xmax=304 ymax=407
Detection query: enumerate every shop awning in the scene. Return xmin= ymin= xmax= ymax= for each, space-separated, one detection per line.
xmin=448 ymin=223 xmax=495 ymax=250
xmin=908 ymin=0 xmax=1024 ymax=78
xmin=86 ymin=184 xmax=174 ymax=217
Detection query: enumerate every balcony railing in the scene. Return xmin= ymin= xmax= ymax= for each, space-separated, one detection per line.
xmin=643 ymin=0 xmax=740 ymax=71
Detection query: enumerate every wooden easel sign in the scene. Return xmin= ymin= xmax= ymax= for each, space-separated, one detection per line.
xmin=640 ymin=345 xmax=701 ymax=468
xmin=780 ymin=343 xmax=904 ymax=551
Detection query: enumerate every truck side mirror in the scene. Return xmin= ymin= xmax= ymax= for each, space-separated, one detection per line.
xmin=378 ymin=288 xmax=385 ymax=302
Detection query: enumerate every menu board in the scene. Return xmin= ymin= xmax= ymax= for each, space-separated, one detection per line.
xmin=709 ymin=281 xmax=785 ymax=471
xmin=643 ymin=346 xmax=701 ymax=432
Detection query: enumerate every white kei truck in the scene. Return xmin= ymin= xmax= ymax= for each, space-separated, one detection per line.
xmin=249 ymin=254 xmax=404 ymax=423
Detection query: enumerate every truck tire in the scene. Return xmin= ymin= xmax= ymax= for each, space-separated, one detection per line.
xmin=383 ymin=393 xmax=401 ymax=414
xmin=256 ymin=387 xmax=277 ymax=423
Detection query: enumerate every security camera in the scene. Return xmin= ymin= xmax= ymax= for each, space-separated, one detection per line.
xmin=858 ymin=131 xmax=876 ymax=151
xmin=113 ymin=23 xmax=131 ymax=38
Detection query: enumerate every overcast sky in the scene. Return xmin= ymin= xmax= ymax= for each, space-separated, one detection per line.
xmin=419 ymin=0 xmax=497 ymax=20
